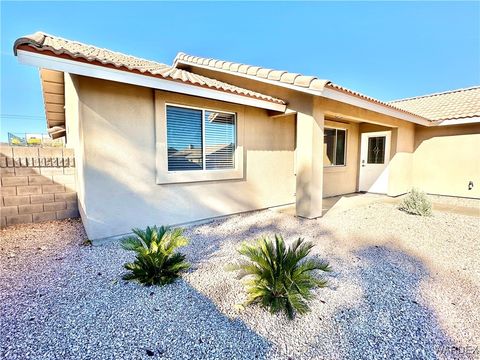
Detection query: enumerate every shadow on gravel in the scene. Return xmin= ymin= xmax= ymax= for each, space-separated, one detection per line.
xmin=332 ymin=245 xmax=461 ymax=359
xmin=0 ymin=266 xmax=271 ymax=359
xmin=185 ymin=213 xmax=332 ymax=264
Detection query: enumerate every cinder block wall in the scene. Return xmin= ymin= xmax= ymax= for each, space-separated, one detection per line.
xmin=0 ymin=146 xmax=78 ymax=227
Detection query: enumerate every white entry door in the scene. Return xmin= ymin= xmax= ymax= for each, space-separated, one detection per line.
xmin=359 ymin=131 xmax=391 ymax=193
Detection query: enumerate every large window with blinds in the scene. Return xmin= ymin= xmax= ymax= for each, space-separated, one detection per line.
xmin=166 ymin=105 xmax=236 ymax=172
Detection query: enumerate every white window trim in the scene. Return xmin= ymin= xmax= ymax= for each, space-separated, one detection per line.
xmin=324 ymin=126 xmax=347 ymax=168
xmin=155 ymin=97 xmax=244 ymax=184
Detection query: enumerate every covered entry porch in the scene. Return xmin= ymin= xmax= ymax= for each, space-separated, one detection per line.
xmin=293 ymin=96 xmax=417 ymax=219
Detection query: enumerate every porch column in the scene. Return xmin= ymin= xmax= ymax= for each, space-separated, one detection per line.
xmin=387 ymin=124 xmax=415 ymax=196
xmin=295 ymin=108 xmax=324 ymax=218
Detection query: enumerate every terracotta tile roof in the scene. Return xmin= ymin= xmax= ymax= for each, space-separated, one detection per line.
xmin=175 ymin=52 xmax=331 ymax=91
xmin=389 ymin=86 xmax=480 ymax=121
xmin=324 ymin=83 xmax=425 ymax=118
xmin=14 ymin=32 xmax=285 ymax=105
xmin=174 ymin=53 xmax=428 ymax=120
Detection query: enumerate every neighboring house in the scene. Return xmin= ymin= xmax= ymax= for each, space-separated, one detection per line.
xmin=13 ymin=32 xmax=480 ymax=239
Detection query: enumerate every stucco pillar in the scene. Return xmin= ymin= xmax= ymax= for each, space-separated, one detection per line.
xmin=387 ymin=124 xmax=415 ymax=196
xmin=295 ymin=108 xmax=324 ymax=218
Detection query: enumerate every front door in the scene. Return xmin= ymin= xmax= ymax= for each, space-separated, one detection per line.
xmin=359 ymin=131 xmax=391 ymax=193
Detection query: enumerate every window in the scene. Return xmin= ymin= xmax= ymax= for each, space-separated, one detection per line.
xmin=324 ymin=128 xmax=346 ymax=166
xmin=166 ymin=105 xmax=236 ymax=172
xmin=367 ymin=136 xmax=386 ymax=164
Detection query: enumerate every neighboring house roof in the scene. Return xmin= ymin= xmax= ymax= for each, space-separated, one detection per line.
xmin=13 ymin=32 xmax=286 ymax=106
xmin=389 ymin=86 xmax=480 ymax=122
xmin=173 ymin=53 xmax=430 ymax=122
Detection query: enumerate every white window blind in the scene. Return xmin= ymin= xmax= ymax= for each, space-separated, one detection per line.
xmin=166 ymin=105 xmax=236 ymax=171
xmin=167 ymin=106 xmax=203 ymax=171
xmin=205 ymin=110 xmax=235 ymax=170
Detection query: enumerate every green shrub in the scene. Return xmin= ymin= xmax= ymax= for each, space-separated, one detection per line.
xmin=121 ymin=226 xmax=190 ymax=286
xmin=230 ymin=234 xmax=331 ymax=319
xmin=398 ymin=188 xmax=433 ymax=216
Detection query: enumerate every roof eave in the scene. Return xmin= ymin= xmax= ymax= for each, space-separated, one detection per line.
xmin=321 ymin=87 xmax=432 ymax=126
xmin=176 ymin=58 xmax=432 ymax=126
xmin=15 ymin=48 xmax=287 ymax=113
xmin=437 ymin=117 xmax=480 ymax=126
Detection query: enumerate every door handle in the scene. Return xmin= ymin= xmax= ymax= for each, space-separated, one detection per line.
xmin=361 ymin=160 xmax=365 ymax=167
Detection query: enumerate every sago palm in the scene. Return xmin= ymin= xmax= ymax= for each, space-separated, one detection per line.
xmin=230 ymin=234 xmax=331 ymax=319
xmin=121 ymin=226 xmax=190 ymax=286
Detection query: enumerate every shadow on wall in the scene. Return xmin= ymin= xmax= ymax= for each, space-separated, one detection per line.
xmin=413 ymin=124 xmax=480 ymax=150
xmin=83 ymin=127 xmax=295 ymax=239
xmin=332 ymin=244 xmax=458 ymax=359
xmin=83 ymin=158 xmax=278 ymax=240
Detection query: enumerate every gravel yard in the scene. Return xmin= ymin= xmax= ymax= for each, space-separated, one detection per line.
xmin=1 ymin=201 xmax=479 ymax=359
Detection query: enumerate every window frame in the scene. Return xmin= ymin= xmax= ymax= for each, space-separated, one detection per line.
xmin=165 ymin=103 xmax=237 ymax=172
xmin=156 ymin=97 xmax=244 ymax=184
xmin=323 ymin=126 xmax=347 ymax=168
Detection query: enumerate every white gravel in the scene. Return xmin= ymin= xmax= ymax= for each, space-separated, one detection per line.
xmin=1 ymin=201 xmax=479 ymax=359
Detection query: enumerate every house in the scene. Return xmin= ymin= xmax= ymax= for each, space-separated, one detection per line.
xmin=13 ymin=32 xmax=480 ymax=240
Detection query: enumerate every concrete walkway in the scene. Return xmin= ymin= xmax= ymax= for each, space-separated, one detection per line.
xmin=277 ymin=193 xmax=480 ymax=218
xmin=325 ymin=193 xmax=480 ymax=217
xmin=431 ymin=201 xmax=480 ymax=217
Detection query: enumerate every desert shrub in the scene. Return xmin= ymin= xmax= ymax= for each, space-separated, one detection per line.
xmin=81 ymin=238 xmax=92 ymax=247
xmin=230 ymin=234 xmax=331 ymax=319
xmin=121 ymin=226 xmax=190 ymax=286
xmin=398 ymin=188 xmax=432 ymax=216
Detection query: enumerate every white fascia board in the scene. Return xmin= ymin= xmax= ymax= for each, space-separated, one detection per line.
xmin=437 ymin=117 xmax=480 ymax=126
xmin=321 ymin=88 xmax=432 ymax=126
xmin=17 ymin=50 xmax=286 ymax=112
xmin=177 ymin=59 xmax=432 ymax=126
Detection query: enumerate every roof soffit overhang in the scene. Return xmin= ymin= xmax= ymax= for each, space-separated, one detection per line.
xmin=13 ymin=33 xmax=287 ymax=113
xmin=40 ymin=69 xmax=66 ymax=138
xmin=175 ymin=57 xmax=433 ymax=127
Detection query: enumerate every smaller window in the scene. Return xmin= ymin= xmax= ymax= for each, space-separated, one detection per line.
xmin=324 ymin=128 xmax=346 ymax=166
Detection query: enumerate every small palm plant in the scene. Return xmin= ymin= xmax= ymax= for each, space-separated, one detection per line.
xmin=121 ymin=226 xmax=190 ymax=286
xmin=230 ymin=234 xmax=331 ymax=319
xmin=398 ymin=188 xmax=432 ymax=216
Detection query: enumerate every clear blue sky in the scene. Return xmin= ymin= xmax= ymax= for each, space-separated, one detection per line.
xmin=1 ymin=1 xmax=479 ymax=142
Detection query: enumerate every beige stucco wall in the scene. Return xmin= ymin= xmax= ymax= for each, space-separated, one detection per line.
xmin=64 ymin=70 xmax=480 ymax=239
xmin=186 ymin=68 xmax=426 ymax=200
xmin=387 ymin=123 xmax=415 ymax=196
xmin=70 ymin=75 xmax=296 ymax=239
xmin=413 ymin=124 xmax=480 ymax=198
xmin=64 ymin=74 xmax=87 ymax=220
xmin=181 ymin=67 xmax=480 ymax=200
